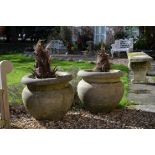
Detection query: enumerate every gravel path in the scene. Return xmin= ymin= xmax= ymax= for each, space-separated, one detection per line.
xmin=6 ymin=105 xmax=155 ymax=129
xmin=110 ymin=58 xmax=128 ymax=66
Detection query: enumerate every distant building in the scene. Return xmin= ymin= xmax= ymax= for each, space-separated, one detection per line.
xmin=93 ymin=26 xmax=106 ymax=44
xmin=93 ymin=26 xmax=139 ymax=45
xmin=70 ymin=26 xmax=140 ymax=45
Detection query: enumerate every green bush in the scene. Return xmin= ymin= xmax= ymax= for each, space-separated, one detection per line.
xmin=134 ymin=34 xmax=149 ymax=50
xmin=72 ymin=43 xmax=78 ymax=51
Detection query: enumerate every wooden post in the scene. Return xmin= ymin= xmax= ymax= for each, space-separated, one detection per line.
xmin=0 ymin=60 xmax=13 ymax=128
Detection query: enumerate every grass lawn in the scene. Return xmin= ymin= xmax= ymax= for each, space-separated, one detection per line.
xmin=0 ymin=54 xmax=95 ymax=85
xmin=0 ymin=53 xmax=129 ymax=107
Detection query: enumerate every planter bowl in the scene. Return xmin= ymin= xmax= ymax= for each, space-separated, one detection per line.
xmin=77 ymin=69 xmax=124 ymax=113
xmin=21 ymin=71 xmax=74 ymax=120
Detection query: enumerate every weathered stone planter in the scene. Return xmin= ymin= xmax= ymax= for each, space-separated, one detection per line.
xmin=128 ymin=52 xmax=153 ymax=83
xmin=21 ymin=71 xmax=74 ymax=120
xmin=77 ymin=70 xmax=124 ymax=113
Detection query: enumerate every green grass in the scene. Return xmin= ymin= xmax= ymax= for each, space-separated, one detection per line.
xmin=0 ymin=54 xmax=95 ymax=85
xmin=152 ymin=77 xmax=155 ymax=81
xmin=0 ymin=53 xmax=129 ymax=107
xmin=0 ymin=54 xmax=34 ymax=85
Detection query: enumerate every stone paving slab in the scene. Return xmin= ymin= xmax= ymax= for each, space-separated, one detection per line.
xmin=147 ymin=61 xmax=155 ymax=76
xmin=129 ymin=105 xmax=155 ymax=113
xmin=128 ymin=69 xmax=155 ymax=113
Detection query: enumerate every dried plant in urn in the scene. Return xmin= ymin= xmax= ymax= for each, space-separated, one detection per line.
xmin=33 ymin=40 xmax=57 ymax=78
xmin=77 ymin=42 xmax=124 ymax=114
xmin=21 ymin=40 xmax=74 ymax=120
xmin=93 ymin=43 xmax=110 ymax=72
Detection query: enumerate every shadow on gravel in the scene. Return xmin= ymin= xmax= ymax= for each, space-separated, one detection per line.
xmin=8 ymin=105 xmax=155 ymax=129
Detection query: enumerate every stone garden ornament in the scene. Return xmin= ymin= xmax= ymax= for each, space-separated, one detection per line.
xmin=77 ymin=43 xmax=124 ymax=113
xmin=21 ymin=40 xmax=74 ymax=120
xmin=127 ymin=52 xmax=153 ymax=83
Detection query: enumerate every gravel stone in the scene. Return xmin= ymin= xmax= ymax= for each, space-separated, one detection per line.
xmin=3 ymin=105 xmax=155 ymax=129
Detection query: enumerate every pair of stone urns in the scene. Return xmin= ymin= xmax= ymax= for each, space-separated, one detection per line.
xmin=21 ymin=42 xmax=124 ymax=121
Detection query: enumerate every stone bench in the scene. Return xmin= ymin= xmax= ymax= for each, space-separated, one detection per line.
xmin=127 ymin=52 xmax=153 ymax=83
xmin=0 ymin=60 xmax=13 ymax=128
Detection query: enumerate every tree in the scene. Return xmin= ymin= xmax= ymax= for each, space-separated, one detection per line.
xmin=78 ymin=26 xmax=93 ymax=50
xmin=113 ymin=26 xmax=128 ymax=39
xmin=60 ymin=27 xmax=73 ymax=54
xmin=47 ymin=27 xmax=61 ymax=41
xmin=143 ymin=27 xmax=155 ymax=50
xmin=5 ymin=27 xmax=18 ymax=42
xmin=136 ymin=26 xmax=155 ymax=50
xmin=60 ymin=26 xmax=72 ymax=45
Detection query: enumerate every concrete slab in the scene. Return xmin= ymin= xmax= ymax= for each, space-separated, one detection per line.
xmin=128 ymin=70 xmax=155 ymax=112
xmin=147 ymin=61 xmax=155 ymax=76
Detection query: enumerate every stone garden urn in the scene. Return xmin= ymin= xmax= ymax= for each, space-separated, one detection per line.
xmin=77 ymin=69 xmax=124 ymax=113
xmin=21 ymin=71 xmax=74 ymax=120
xmin=127 ymin=52 xmax=153 ymax=83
